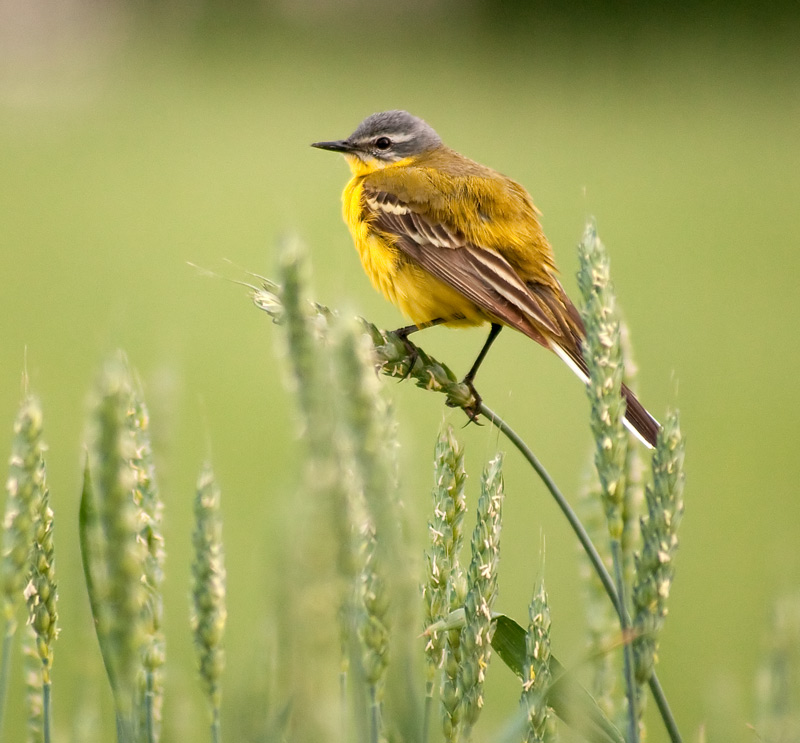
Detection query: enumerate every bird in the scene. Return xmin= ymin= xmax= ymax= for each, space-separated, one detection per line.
xmin=311 ymin=110 xmax=660 ymax=447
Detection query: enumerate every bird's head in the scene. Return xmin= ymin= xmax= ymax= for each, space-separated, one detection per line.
xmin=312 ymin=110 xmax=442 ymax=173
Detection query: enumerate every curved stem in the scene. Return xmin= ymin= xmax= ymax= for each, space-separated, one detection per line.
xmin=478 ymin=402 xmax=682 ymax=743
xmin=478 ymin=403 xmax=620 ymax=614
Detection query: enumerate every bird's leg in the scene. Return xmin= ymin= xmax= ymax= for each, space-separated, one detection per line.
xmin=391 ymin=317 xmax=445 ymax=380
xmin=460 ymin=323 xmax=503 ymax=422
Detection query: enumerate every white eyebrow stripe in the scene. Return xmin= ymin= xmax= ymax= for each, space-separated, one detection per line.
xmin=355 ymin=132 xmax=415 ymax=147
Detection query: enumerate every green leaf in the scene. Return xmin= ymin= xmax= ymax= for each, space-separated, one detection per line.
xmin=78 ymin=457 xmax=117 ymax=693
xmin=492 ymin=614 xmax=625 ymax=743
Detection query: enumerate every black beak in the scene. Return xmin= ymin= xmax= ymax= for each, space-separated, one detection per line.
xmin=311 ymin=139 xmax=353 ymax=153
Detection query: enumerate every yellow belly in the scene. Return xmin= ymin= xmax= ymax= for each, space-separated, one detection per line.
xmin=342 ymin=178 xmax=487 ymax=328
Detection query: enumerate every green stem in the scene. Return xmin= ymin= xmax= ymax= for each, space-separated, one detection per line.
xmin=649 ymin=674 xmax=682 ymax=743
xmin=340 ymin=667 xmax=348 ymax=743
xmin=43 ymin=680 xmax=52 ymax=743
xmin=211 ymin=705 xmax=221 ymax=743
xmin=145 ymin=673 xmax=155 ymax=743
xmin=611 ymin=539 xmax=639 ymax=743
xmin=422 ymin=680 xmax=433 ymax=743
xmin=0 ymin=631 xmax=12 ymax=736
xmin=115 ymin=710 xmax=136 ymax=743
xmin=369 ymin=683 xmax=380 ymax=743
xmin=478 ymin=402 xmax=682 ymax=743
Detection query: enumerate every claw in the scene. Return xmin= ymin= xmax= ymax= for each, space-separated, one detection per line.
xmin=393 ymin=327 xmax=420 ymax=381
xmin=460 ymin=379 xmax=483 ymax=426
xmin=461 ymin=411 xmax=483 ymax=427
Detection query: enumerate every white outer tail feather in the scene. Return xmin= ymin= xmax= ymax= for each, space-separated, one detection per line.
xmin=549 ymin=341 xmax=657 ymax=450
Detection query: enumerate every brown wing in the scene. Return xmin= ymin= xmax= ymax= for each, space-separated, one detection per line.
xmin=363 ymin=188 xmax=562 ymax=346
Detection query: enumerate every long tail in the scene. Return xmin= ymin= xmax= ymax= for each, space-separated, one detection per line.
xmin=549 ymin=340 xmax=659 ymax=447
xmin=527 ymin=283 xmax=661 ymax=448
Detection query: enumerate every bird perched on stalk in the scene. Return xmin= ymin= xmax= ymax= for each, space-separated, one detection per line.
xmin=312 ymin=110 xmax=659 ymax=447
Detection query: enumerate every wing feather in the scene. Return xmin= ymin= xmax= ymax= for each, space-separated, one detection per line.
xmin=364 ymin=188 xmax=561 ymax=341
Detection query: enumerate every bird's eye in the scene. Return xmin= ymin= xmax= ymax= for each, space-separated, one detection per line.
xmin=374 ymin=136 xmax=392 ymax=150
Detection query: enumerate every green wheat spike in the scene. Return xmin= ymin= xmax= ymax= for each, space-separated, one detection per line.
xmin=191 ymin=462 xmax=226 ymax=743
xmin=577 ymin=220 xmax=638 ymax=743
xmin=459 ymin=454 xmax=504 ymax=738
xmin=521 ymin=576 xmax=556 ymax=743
xmin=1 ymin=393 xmax=47 ymax=736
xmin=82 ymin=353 xmax=150 ymax=740
xmin=22 ymin=624 xmax=43 ymax=743
xmin=26 ymin=460 xmax=57 ymax=743
xmin=422 ymin=425 xmax=467 ymax=743
xmin=128 ymin=376 xmax=165 ymax=743
xmin=576 ymin=220 xmax=628 ymax=539
xmin=632 ymin=412 xmax=685 ymax=688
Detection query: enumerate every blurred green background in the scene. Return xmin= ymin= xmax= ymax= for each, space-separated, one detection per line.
xmin=2 ymin=1 xmax=799 ymax=740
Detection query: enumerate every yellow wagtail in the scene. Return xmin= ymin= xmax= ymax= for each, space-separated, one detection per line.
xmin=312 ymin=110 xmax=659 ymax=448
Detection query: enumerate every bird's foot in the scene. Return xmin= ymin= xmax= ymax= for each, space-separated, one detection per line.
xmin=391 ymin=326 xmax=420 ymax=381
xmin=458 ymin=378 xmax=484 ymax=426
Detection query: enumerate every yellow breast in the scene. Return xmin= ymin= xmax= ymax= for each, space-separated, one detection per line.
xmin=341 ymin=177 xmax=487 ymax=328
